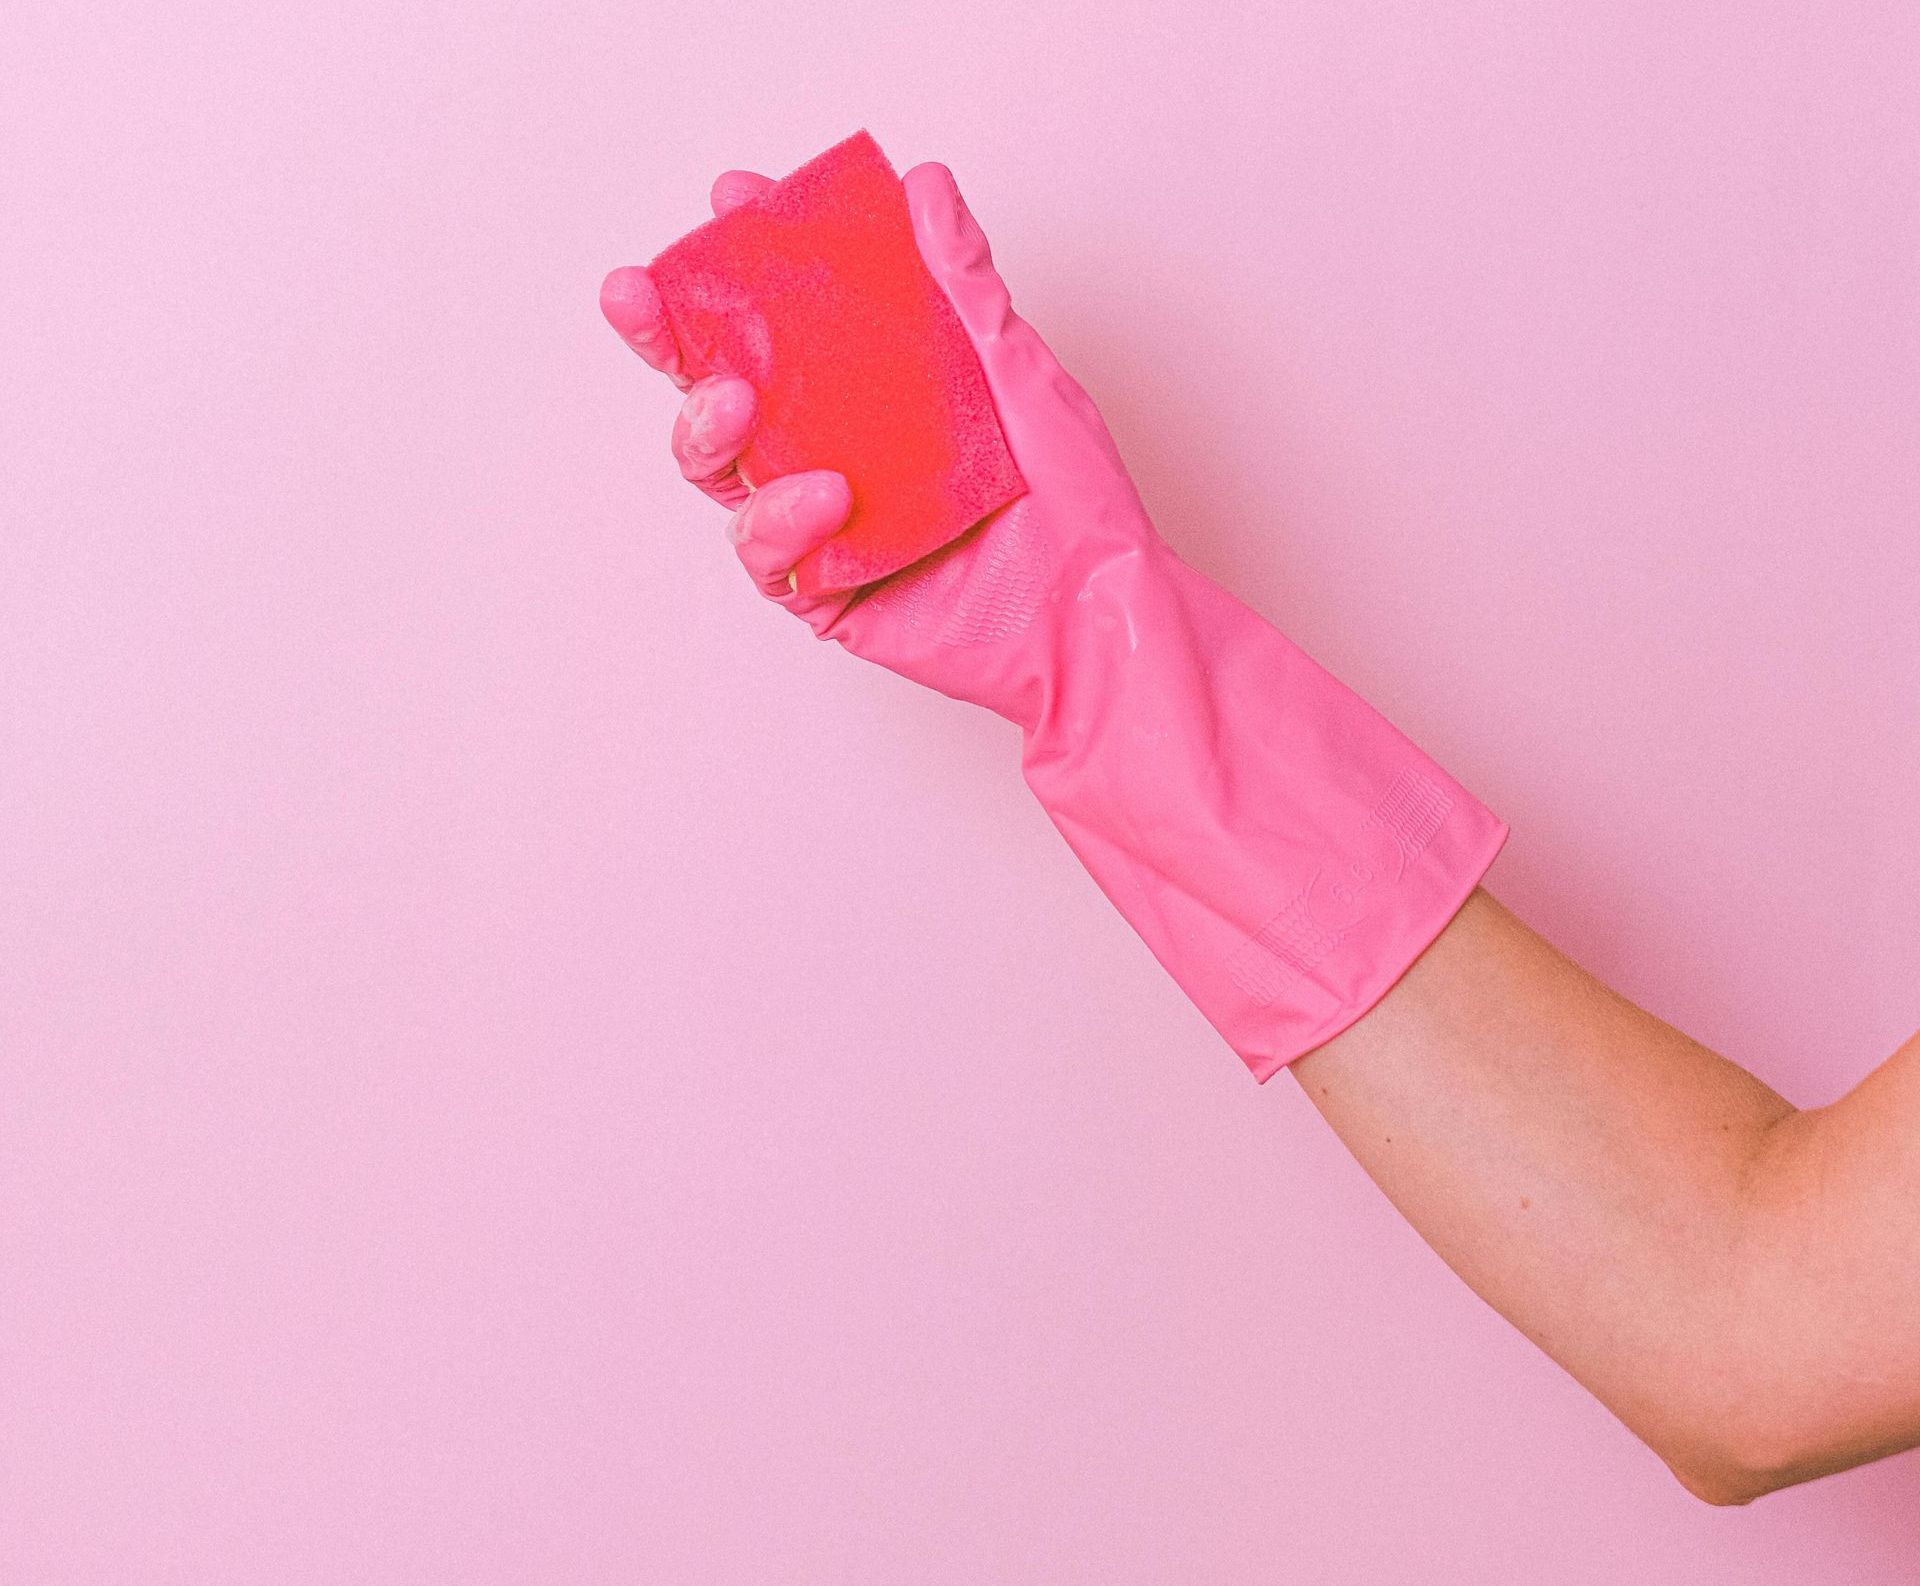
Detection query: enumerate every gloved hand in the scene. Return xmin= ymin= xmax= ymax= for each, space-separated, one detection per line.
xmin=601 ymin=161 xmax=1508 ymax=1079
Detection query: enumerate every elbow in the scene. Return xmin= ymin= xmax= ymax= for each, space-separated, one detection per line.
xmin=1659 ymin=1403 xmax=1849 ymax=1507
xmin=1666 ymin=1452 xmax=1785 ymax=1508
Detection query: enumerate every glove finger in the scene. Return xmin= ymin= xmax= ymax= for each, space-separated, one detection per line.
xmin=710 ymin=169 xmax=774 ymax=217
xmin=901 ymin=161 xmax=1059 ymax=394
xmin=599 ymin=264 xmax=695 ymax=391
xmin=673 ymin=374 xmax=758 ymax=506
xmin=657 ymin=171 xmax=776 ymax=511
xmin=600 ymin=166 xmax=770 ymax=381
xmin=903 ymin=161 xmax=1130 ymax=481
xmin=728 ymin=470 xmax=853 ymax=600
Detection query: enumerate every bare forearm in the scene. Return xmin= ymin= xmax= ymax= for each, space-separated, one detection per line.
xmin=1291 ymin=889 xmax=1920 ymax=1502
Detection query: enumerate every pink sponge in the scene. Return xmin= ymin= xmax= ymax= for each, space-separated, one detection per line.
xmin=646 ymin=129 xmax=1026 ymax=596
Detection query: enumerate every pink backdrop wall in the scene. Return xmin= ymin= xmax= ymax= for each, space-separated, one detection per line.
xmin=5 ymin=2 xmax=1918 ymax=1580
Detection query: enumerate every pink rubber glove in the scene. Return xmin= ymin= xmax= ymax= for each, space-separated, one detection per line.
xmin=601 ymin=162 xmax=1508 ymax=1079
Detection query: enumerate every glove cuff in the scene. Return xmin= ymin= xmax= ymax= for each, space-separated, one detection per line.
xmin=1019 ymin=547 xmax=1507 ymax=1079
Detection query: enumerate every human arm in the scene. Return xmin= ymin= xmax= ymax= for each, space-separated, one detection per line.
xmin=1298 ymin=886 xmax=1920 ymax=1504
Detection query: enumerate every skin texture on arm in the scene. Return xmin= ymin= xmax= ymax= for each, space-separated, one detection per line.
xmin=1297 ymin=888 xmax=1920 ymax=1504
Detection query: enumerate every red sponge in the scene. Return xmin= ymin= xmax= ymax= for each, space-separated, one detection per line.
xmin=646 ymin=129 xmax=1026 ymax=596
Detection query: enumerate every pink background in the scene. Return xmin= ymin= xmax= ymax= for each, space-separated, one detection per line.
xmin=5 ymin=2 xmax=1918 ymax=1580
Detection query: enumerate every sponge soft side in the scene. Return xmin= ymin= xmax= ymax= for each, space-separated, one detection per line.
xmin=647 ymin=129 xmax=1027 ymax=595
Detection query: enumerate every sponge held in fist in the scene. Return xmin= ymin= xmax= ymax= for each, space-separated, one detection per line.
xmin=643 ymin=129 xmax=1027 ymax=596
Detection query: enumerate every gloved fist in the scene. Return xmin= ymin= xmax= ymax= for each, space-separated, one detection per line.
xmin=599 ymin=160 xmax=1156 ymax=732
